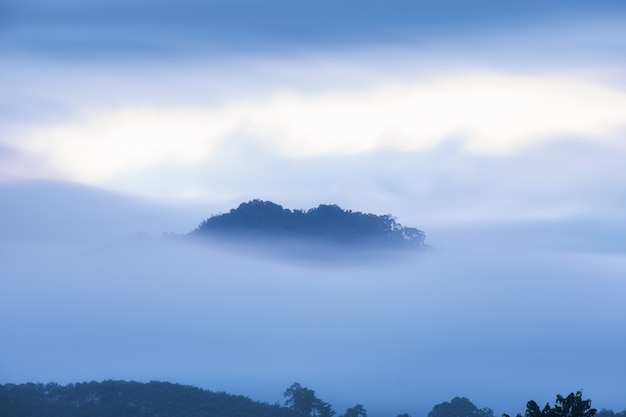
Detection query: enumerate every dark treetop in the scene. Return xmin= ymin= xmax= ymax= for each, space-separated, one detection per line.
xmin=190 ymin=200 xmax=427 ymax=249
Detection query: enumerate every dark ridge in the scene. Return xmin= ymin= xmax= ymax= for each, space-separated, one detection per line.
xmin=0 ymin=380 xmax=302 ymax=417
xmin=0 ymin=380 xmax=608 ymax=417
xmin=189 ymin=200 xmax=427 ymax=249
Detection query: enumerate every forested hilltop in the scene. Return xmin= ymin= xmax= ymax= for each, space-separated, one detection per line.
xmin=0 ymin=381 xmax=299 ymax=417
xmin=1 ymin=380 xmax=623 ymax=417
xmin=190 ymin=200 xmax=427 ymax=248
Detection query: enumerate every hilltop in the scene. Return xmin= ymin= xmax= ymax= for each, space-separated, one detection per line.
xmin=0 ymin=380 xmax=300 ymax=417
xmin=190 ymin=200 xmax=427 ymax=249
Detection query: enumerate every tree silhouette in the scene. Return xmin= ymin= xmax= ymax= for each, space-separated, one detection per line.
xmin=428 ymin=397 xmax=494 ymax=417
xmin=505 ymin=391 xmax=597 ymax=417
xmin=342 ymin=404 xmax=367 ymax=417
xmin=283 ymin=383 xmax=335 ymax=417
xmin=316 ymin=400 xmax=336 ymax=417
xmin=284 ymin=383 xmax=318 ymax=416
xmin=192 ymin=199 xmax=427 ymax=248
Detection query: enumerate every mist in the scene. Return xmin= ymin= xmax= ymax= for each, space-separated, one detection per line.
xmin=2 ymin=181 xmax=625 ymax=417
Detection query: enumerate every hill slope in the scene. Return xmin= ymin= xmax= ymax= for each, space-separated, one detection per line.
xmin=0 ymin=380 xmax=301 ymax=417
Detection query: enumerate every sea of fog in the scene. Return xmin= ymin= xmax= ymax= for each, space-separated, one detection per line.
xmin=1 ymin=181 xmax=625 ymax=417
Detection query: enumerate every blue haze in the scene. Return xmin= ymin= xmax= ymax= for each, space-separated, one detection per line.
xmin=1 ymin=182 xmax=626 ymax=417
xmin=2 ymin=1 xmax=626 ymax=415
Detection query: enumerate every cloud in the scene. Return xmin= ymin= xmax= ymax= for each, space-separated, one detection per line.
xmin=13 ymin=106 xmax=238 ymax=182
xmin=8 ymin=71 xmax=626 ymax=188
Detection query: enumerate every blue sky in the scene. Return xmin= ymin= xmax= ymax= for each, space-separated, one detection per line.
xmin=1 ymin=1 xmax=626 ymax=416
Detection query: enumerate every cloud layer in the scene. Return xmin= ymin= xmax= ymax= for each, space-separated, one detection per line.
xmin=6 ymin=71 xmax=626 ymax=188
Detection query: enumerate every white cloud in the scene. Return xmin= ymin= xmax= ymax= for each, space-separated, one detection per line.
xmin=6 ymin=70 xmax=626 ymax=187
xmin=14 ymin=106 xmax=238 ymax=182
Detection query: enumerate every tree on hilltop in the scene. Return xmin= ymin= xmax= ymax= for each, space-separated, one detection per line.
xmin=428 ymin=397 xmax=494 ymax=417
xmin=283 ymin=383 xmax=335 ymax=417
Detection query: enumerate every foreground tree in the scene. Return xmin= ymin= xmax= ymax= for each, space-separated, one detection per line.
xmin=505 ymin=391 xmax=596 ymax=417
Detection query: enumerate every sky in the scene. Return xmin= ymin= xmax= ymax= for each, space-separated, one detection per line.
xmin=1 ymin=1 xmax=626 ymax=416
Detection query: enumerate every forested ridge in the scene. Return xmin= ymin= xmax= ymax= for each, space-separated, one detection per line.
xmin=191 ymin=200 xmax=427 ymax=248
xmin=1 ymin=380 xmax=623 ymax=417
xmin=0 ymin=380 xmax=299 ymax=417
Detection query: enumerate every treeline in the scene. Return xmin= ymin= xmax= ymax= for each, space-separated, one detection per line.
xmin=0 ymin=380 xmax=300 ymax=417
xmin=191 ymin=200 xmax=427 ymax=248
xmin=1 ymin=380 xmax=623 ymax=417
xmin=282 ymin=385 xmax=607 ymax=417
